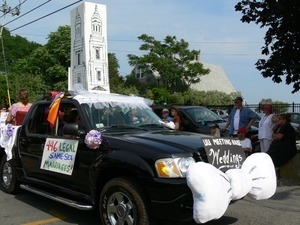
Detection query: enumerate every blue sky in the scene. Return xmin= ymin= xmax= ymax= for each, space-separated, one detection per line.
xmin=3 ymin=0 xmax=299 ymax=104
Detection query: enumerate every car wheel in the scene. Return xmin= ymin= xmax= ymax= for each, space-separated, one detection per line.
xmin=99 ymin=177 xmax=153 ymax=225
xmin=0 ymin=156 xmax=19 ymax=194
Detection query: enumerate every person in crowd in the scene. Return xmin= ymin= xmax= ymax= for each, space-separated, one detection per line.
xmin=210 ymin=124 xmax=221 ymax=137
xmin=237 ymin=127 xmax=252 ymax=157
xmin=221 ymin=96 xmax=258 ymax=137
xmin=271 ymin=114 xmax=281 ymax=133
xmin=258 ymin=104 xmax=275 ymax=152
xmin=170 ymin=106 xmax=181 ymax=130
xmin=267 ymin=113 xmax=297 ymax=168
xmin=6 ymin=88 xmax=32 ymax=125
xmin=161 ymin=108 xmax=173 ymax=122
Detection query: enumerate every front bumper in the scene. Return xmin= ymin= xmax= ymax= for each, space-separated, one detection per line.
xmin=143 ymin=177 xmax=194 ymax=222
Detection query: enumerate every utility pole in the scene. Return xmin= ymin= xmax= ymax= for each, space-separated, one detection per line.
xmin=0 ymin=0 xmax=21 ymax=107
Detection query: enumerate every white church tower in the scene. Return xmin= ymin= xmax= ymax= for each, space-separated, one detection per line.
xmin=70 ymin=2 xmax=110 ymax=92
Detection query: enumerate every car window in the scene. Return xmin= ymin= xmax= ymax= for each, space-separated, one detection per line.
xmin=291 ymin=113 xmax=300 ymax=124
xmin=185 ymin=107 xmax=223 ymax=123
xmin=84 ymin=104 xmax=162 ymax=129
xmin=28 ymin=104 xmax=52 ymax=135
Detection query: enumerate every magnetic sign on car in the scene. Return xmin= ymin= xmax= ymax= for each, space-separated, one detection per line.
xmin=202 ymin=137 xmax=246 ymax=172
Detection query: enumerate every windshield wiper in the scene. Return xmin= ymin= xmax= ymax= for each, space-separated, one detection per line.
xmin=139 ymin=123 xmax=163 ymax=128
xmin=212 ymin=119 xmax=226 ymax=123
xmin=110 ymin=125 xmax=148 ymax=131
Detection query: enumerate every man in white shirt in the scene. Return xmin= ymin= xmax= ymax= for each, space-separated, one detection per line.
xmin=221 ymin=96 xmax=258 ymax=137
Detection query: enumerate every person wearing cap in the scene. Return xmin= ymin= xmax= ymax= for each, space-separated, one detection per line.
xmin=258 ymin=104 xmax=275 ymax=152
xmin=221 ymin=96 xmax=258 ymax=137
xmin=237 ymin=127 xmax=252 ymax=157
xmin=161 ymin=108 xmax=173 ymax=122
xmin=170 ymin=106 xmax=181 ymax=130
xmin=210 ymin=124 xmax=221 ymax=137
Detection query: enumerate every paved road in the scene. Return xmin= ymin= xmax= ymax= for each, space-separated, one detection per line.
xmin=0 ymin=180 xmax=299 ymax=225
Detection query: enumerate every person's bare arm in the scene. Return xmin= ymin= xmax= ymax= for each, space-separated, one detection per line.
xmin=272 ymin=133 xmax=284 ymax=140
xmin=221 ymin=120 xmax=230 ymax=132
xmin=5 ymin=111 xmax=13 ymax=124
xmin=245 ymin=118 xmax=256 ymax=130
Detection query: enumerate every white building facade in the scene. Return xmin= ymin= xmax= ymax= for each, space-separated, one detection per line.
xmin=70 ymin=2 xmax=110 ymax=92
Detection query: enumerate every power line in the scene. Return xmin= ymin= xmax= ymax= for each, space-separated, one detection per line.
xmin=10 ymin=0 xmax=82 ymax=32
xmin=3 ymin=0 xmax=52 ymax=27
xmin=108 ymin=49 xmax=262 ymax=56
xmin=0 ymin=0 xmax=27 ymax=18
xmin=108 ymin=39 xmax=263 ymax=44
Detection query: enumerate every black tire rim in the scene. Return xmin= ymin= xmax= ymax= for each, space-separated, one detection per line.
xmin=2 ymin=161 xmax=12 ymax=187
xmin=106 ymin=191 xmax=136 ymax=225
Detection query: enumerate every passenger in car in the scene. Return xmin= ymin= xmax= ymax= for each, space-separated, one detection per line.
xmin=62 ymin=109 xmax=80 ymax=137
xmin=66 ymin=109 xmax=80 ymax=125
xmin=170 ymin=106 xmax=181 ymax=130
xmin=161 ymin=108 xmax=173 ymax=122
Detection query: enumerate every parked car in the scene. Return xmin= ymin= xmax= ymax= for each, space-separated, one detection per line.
xmin=154 ymin=105 xmax=259 ymax=152
xmin=289 ymin=112 xmax=300 ymax=126
xmin=210 ymin=109 xmax=229 ymax=118
xmin=287 ymin=112 xmax=300 ymax=139
xmin=0 ymin=90 xmax=246 ymax=225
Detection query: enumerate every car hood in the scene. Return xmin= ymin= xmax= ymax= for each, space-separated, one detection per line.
xmin=104 ymin=130 xmax=207 ymax=156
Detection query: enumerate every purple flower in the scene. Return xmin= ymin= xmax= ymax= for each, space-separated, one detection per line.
xmin=6 ymin=124 xmax=14 ymax=137
xmin=85 ymin=130 xmax=102 ymax=149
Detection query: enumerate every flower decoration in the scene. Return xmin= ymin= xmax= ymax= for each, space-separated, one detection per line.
xmin=84 ymin=130 xmax=102 ymax=149
xmin=6 ymin=124 xmax=14 ymax=137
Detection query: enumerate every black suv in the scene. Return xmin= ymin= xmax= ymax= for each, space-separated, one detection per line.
xmin=1 ymin=91 xmax=220 ymax=225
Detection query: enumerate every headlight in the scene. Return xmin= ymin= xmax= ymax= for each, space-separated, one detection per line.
xmin=155 ymin=157 xmax=195 ymax=178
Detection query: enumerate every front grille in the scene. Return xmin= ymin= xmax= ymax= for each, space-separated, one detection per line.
xmin=192 ymin=147 xmax=208 ymax=162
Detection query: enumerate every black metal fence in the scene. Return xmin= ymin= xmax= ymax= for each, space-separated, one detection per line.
xmin=207 ymin=103 xmax=300 ymax=114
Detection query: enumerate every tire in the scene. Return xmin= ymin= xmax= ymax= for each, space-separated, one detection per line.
xmin=0 ymin=156 xmax=20 ymax=194
xmin=99 ymin=177 xmax=153 ymax=225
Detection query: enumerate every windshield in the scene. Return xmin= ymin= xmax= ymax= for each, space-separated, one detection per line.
xmin=185 ymin=107 xmax=224 ymax=123
xmin=82 ymin=103 xmax=163 ymax=129
xmin=70 ymin=89 xmax=164 ymax=128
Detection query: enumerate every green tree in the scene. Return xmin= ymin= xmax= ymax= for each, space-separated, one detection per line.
xmin=108 ymin=53 xmax=124 ymax=92
xmin=11 ymin=25 xmax=71 ymax=93
xmin=127 ymin=34 xmax=210 ymax=93
xmin=235 ymin=0 xmax=300 ymax=93
xmin=45 ymin=25 xmax=71 ymax=69
xmin=1 ymin=27 xmax=42 ymax=105
xmin=0 ymin=27 xmax=41 ymax=72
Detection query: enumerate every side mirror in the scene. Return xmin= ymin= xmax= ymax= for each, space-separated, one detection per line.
xmin=200 ymin=120 xmax=207 ymax=126
xmin=63 ymin=123 xmax=79 ymax=136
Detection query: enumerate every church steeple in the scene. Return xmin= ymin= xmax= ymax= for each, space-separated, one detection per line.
xmin=91 ymin=5 xmax=102 ymax=35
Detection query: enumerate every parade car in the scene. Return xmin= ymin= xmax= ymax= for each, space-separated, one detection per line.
xmin=0 ymin=88 xmax=246 ymax=225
